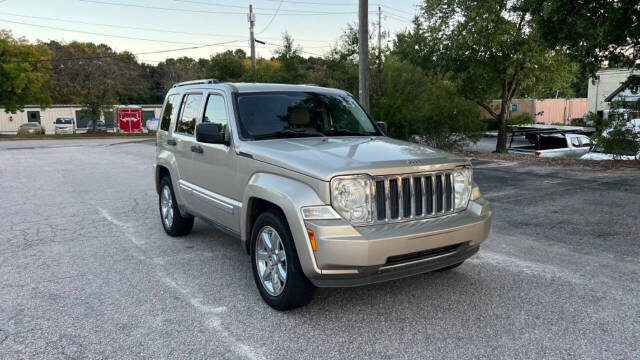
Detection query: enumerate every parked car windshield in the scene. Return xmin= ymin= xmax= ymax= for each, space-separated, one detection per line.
xmin=235 ymin=92 xmax=380 ymax=140
xmin=56 ymin=118 xmax=73 ymax=124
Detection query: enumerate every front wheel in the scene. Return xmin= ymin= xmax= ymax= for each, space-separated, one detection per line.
xmin=251 ymin=210 xmax=314 ymax=310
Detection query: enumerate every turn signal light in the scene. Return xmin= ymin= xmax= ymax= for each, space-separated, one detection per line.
xmin=306 ymin=228 xmax=317 ymax=252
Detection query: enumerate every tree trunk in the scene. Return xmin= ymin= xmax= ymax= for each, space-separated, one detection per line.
xmin=495 ymin=97 xmax=510 ymax=152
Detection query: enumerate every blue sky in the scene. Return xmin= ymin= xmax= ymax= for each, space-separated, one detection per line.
xmin=0 ymin=0 xmax=418 ymax=63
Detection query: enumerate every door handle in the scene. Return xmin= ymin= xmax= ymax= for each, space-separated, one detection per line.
xmin=166 ymin=139 xmax=177 ymax=146
xmin=191 ymin=145 xmax=204 ymax=154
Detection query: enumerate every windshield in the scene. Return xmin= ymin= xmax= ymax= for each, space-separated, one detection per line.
xmin=236 ymin=92 xmax=380 ymax=140
xmin=56 ymin=118 xmax=73 ymax=124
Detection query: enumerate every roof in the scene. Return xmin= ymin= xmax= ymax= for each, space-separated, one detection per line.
xmin=169 ymin=80 xmax=348 ymax=96
xmin=230 ymin=83 xmax=344 ymax=94
xmin=604 ymin=77 xmax=640 ymax=102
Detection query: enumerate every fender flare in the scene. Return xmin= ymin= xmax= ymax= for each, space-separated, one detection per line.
xmin=241 ymin=172 xmax=325 ymax=277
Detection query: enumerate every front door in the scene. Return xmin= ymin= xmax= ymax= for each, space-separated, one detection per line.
xmin=187 ymin=92 xmax=239 ymax=231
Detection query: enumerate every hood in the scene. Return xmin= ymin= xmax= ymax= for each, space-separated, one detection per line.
xmin=238 ymin=136 xmax=468 ymax=181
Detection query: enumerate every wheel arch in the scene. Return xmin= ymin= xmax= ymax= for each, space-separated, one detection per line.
xmin=155 ymin=165 xmax=171 ymax=194
xmin=241 ymin=173 xmax=325 ymax=278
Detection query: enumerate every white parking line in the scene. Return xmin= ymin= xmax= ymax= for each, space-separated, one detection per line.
xmin=97 ymin=206 xmax=264 ymax=360
xmin=161 ymin=277 xmax=265 ymax=360
xmin=472 ymin=161 xmax=518 ymax=169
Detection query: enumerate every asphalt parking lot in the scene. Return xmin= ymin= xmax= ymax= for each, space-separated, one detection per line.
xmin=1 ymin=139 xmax=638 ymax=359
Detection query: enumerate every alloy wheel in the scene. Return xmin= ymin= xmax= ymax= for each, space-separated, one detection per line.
xmin=255 ymin=226 xmax=287 ymax=296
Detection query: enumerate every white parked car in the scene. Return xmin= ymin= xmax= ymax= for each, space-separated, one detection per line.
xmin=508 ymin=133 xmax=592 ymax=158
xmin=54 ymin=116 xmax=75 ymax=135
xmin=580 ymin=144 xmax=639 ymax=161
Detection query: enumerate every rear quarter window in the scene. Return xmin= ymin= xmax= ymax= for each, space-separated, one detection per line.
xmin=160 ymin=94 xmax=180 ymax=132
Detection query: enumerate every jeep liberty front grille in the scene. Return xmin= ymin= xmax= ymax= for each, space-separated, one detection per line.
xmin=374 ymin=171 xmax=455 ymax=223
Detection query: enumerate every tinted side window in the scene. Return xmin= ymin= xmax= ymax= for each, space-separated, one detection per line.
xmin=203 ymin=94 xmax=229 ymax=133
xmin=160 ymin=94 xmax=179 ymax=131
xmin=176 ymin=94 xmax=203 ymax=135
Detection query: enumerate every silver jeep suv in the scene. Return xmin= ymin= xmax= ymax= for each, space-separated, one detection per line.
xmin=155 ymin=79 xmax=491 ymax=310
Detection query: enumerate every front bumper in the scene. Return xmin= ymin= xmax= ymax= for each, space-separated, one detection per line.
xmin=303 ymin=198 xmax=491 ymax=287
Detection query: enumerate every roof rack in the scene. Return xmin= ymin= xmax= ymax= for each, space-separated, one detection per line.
xmin=172 ymin=79 xmax=219 ymax=88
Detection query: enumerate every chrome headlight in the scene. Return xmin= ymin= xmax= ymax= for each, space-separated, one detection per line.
xmin=453 ymin=166 xmax=473 ymax=210
xmin=330 ymin=175 xmax=373 ymax=225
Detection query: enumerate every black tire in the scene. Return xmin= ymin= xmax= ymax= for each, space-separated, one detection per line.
xmin=250 ymin=210 xmax=315 ymax=310
xmin=159 ymin=176 xmax=194 ymax=236
xmin=436 ymin=261 xmax=465 ymax=272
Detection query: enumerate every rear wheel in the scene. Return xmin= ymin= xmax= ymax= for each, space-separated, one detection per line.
xmin=251 ymin=210 xmax=314 ymax=310
xmin=159 ymin=176 xmax=193 ymax=236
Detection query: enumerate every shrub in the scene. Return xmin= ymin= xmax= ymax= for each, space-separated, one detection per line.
xmin=370 ymin=58 xmax=484 ymax=150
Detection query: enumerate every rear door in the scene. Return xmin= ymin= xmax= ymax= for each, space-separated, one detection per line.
xmin=172 ymin=93 xmax=204 ymax=208
xmin=187 ymin=92 xmax=239 ymax=231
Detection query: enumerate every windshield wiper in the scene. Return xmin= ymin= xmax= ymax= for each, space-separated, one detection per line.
xmin=324 ymin=128 xmax=375 ymax=137
xmin=252 ymin=130 xmax=326 ymax=140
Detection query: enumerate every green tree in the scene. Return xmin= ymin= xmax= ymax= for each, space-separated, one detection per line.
xmin=0 ymin=30 xmax=52 ymax=112
xmin=371 ymin=58 xmax=484 ymax=150
xmin=48 ymin=42 xmax=146 ymax=131
xmin=526 ymin=0 xmax=640 ymax=80
xmin=591 ymin=101 xmax=640 ymax=161
xmin=206 ymin=50 xmax=247 ymax=82
xmin=273 ymin=33 xmax=308 ymax=84
xmin=396 ymin=0 xmax=574 ymax=152
xmin=150 ymin=57 xmax=209 ymax=102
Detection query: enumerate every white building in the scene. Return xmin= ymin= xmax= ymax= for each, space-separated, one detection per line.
xmin=0 ymin=104 xmax=162 ymax=134
xmin=587 ymin=68 xmax=639 ymax=117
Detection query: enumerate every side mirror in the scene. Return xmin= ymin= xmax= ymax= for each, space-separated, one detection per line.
xmin=196 ymin=123 xmax=226 ymax=144
xmin=376 ymin=121 xmax=387 ymax=135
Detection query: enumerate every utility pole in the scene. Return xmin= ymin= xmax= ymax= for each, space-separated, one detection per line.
xmin=378 ymin=5 xmax=382 ymax=60
xmin=358 ymin=0 xmax=370 ymax=111
xmin=248 ymin=4 xmax=256 ymax=71
xmin=377 ymin=5 xmax=382 ymax=76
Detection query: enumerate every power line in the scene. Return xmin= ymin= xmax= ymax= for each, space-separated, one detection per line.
xmin=174 ymin=0 xmax=352 ymax=14
xmin=0 ymin=11 xmax=336 ymax=42
xmin=262 ymin=41 xmax=324 ymax=57
xmin=79 ymin=0 xmax=245 ymax=14
xmin=261 ymin=0 xmax=356 ymax=5
xmin=385 ymin=12 xmax=413 ymax=23
xmin=379 ymin=3 xmax=415 ymax=17
xmin=0 ymin=18 xmax=241 ymax=45
xmin=257 ymin=0 xmax=284 ymax=35
xmin=79 ymin=0 xmax=370 ymax=15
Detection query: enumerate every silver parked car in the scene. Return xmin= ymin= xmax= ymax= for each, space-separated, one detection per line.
xmin=154 ymin=80 xmax=491 ymax=310
xmin=17 ymin=122 xmax=46 ymax=135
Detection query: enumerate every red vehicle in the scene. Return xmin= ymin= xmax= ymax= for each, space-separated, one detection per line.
xmin=114 ymin=106 xmax=143 ymax=133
